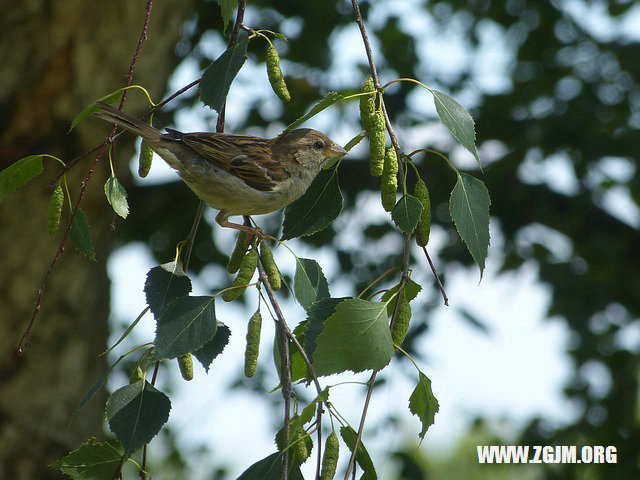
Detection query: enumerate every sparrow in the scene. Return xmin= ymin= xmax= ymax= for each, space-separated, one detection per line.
xmin=94 ymin=103 xmax=346 ymax=236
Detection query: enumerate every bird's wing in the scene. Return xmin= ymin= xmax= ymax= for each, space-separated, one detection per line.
xmin=176 ymin=133 xmax=291 ymax=192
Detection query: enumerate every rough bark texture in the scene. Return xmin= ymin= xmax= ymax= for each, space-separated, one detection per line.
xmin=0 ymin=1 xmax=194 ymax=477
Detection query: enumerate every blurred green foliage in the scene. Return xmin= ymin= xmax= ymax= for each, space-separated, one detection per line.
xmin=122 ymin=1 xmax=639 ymax=478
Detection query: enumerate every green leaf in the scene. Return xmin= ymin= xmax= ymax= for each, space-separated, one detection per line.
xmin=0 ymin=155 xmax=44 ymax=203
xmin=282 ymin=91 xmax=343 ymax=133
xmin=431 ymin=89 xmax=481 ymax=168
xmin=70 ymin=208 xmax=96 ymax=261
xmin=75 ymin=352 xmax=129 ymax=415
xmin=193 ymin=322 xmax=231 ymax=372
xmin=391 ymin=195 xmax=423 ymax=235
xmin=381 ymin=279 xmax=422 ymax=316
xmin=409 ymin=372 xmax=439 ymax=440
xmin=304 ymin=297 xmax=348 ymax=359
xmin=290 ymin=321 xmax=309 ymax=383
xmin=106 ymin=380 xmax=171 ymax=456
xmin=282 ymin=167 xmax=343 ymax=239
xmin=312 ymin=298 xmax=394 ymax=376
xmin=300 ymin=388 xmax=329 ymax=425
xmin=70 ymin=89 xmax=125 ymax=131
xmin=273 ymin=322 xmax=285 ymax=383
xmin=271 ymin=32 xmax=288 ymax=41
xmin=340 ymin=426 xmax=378 ymax=480
xmin=104 ymin=176 xmax=129 ymax=218
xmin=293 ymin=258 xmax=330 ymax=310
xmin=144 ymin=262 xmax=192 ymax=319
xmin=216 ymin=0 xmax=237 ymax=35
xmin=200 ymin=32 xmax=249 ymax=112
xmin=49 ymin=437 xmax=123 ymax=480
xmin=449 ymin=172 xmax=491 ymax=276
xmin=154 ymin=296 xmax=217 ymax=360
xmin=237 ymin=452 xmax=304 ymax=480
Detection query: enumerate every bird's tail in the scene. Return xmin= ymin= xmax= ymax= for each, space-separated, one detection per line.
xmin=93 ymin=103 xmax=163 ymax=142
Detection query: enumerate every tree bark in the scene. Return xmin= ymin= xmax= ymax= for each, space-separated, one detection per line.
xmin=0 ymin=1 xmax=193 ymax=477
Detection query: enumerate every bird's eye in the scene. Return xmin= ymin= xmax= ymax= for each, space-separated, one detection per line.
xmin=313 ymin=140 xmax=325 ymax=150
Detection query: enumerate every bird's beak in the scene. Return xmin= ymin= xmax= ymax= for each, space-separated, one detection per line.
xmin=324 ymin=143 xmax=347 ymax=158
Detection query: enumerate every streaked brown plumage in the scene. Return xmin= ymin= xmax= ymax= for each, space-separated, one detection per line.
xmin=94 ymin=103 xmax=346 ymax=236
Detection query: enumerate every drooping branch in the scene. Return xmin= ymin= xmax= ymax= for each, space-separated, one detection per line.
xmin=19 ymin=0 xmax=155 ymax=354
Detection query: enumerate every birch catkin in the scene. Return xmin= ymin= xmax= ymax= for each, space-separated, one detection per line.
xmin=223 ymin=247 xmax=258 ymax=302
xmin=227 ymin=231 xmax=249 ymax=274
xmin=320 ymin=431 xmax=339 ymax=479
xmin=266 ymin=45 xmax=291 ymax=102
xmin=47 ymin=183 xmax=64 ymax=235
xmin=381 ymin=147 xmax=399 ymax=212
xmin=391 ymin=291 xmax=412 ymax=349
xmin=244 ymin=310 xmax=262 ymax=377
xmin=414 ymin=177 xmax=431 ymax=246
xmin=178 ymin=353 xmax=194 ymax=381
xmin=260 ymin=242 xmax=281 ymax=290
xmin=138 ymin=139 xmax=153 ymax=178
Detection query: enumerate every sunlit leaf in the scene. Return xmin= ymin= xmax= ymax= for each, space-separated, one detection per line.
xmin=431 ymin=89 xmax=481 ymax=168
xmin=104 ymin=176 xmax=129 ymax=218
xmin=0 ymin=155 xmax=44 ymax=203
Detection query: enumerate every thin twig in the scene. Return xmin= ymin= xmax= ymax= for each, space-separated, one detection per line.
xmin=254 ymin=232 xmax=327 ymax=479
xmin=182 ymin=200 xmax=206 ymax=269
xmin=20 ymin=0 xmax=154 ymax=353
xmin=345 ymin=1 xmax=416 ymax=477
xmin=255 ymin=251 xmax=292 ymax=480
xmin=417 ymin=233 xmax=449 ymax=306
xmin=50 ymin=76 xmax=201 ymax=187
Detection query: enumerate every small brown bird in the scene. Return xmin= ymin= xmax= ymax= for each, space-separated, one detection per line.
xmin=94 ymin=103 xmax=346 ymax=236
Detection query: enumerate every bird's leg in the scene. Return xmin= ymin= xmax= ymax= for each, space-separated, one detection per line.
xmin=216 ymin=210 xmax=265 ymax=240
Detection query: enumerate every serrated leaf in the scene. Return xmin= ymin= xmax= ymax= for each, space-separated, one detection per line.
xmin=216 ymin=0 xmax=237 ymax=35
xmin=49 ymin=437 xmax=123 ymax=480
xmin=104 ymin=176 xmax=129 ymax=218
xmin=106 ymin=381 xmax=171 ymax=456
xmin=449 ymin=173 xmax=490 ymax=276
xmin=237 ymin=452 xmax=304 ymax=480
xmin=70 ymin=89 xmax=125 ymax=131
xmin=283 ymin=91 xmax=343 ymax=133
xmin=144 ymin=262 xmax=192 ymax=319
xmin=304 ymin=297 xmax=348 ymax=359
xmin=431 ymin=89 xmax=481 ymax=168
xmin=200 ymin=32 xmax=249 ymax=112
xmin=193 ymin=322 xmax=231 ymax=372
xmin=0 ymin=155 xmax=44 ymax=203
xmin=154 ymin=296 xmax=217 ymax=360
xmin=380 ymin=280 xmax=422 ymax=316
xmin=340 ymin=426 xmax=378 ymax=480
xmin=70 ymin=208 xmax=96 ymax=261
xmin=293 ymin=258 xmax=330 ymax=310
xmin=409 ymin=372 xmax=439 ymax=440
xmin=312 ymin=298 xmax=394 ymax=376
xmin=391 ymin=195 xmax=423 ymax=235
xmin=282 ymin=168 xmax=343 ymax=239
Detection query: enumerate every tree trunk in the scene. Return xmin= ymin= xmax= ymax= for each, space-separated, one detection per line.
xmin=0 ymin=2 xmax=193 ymax=477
